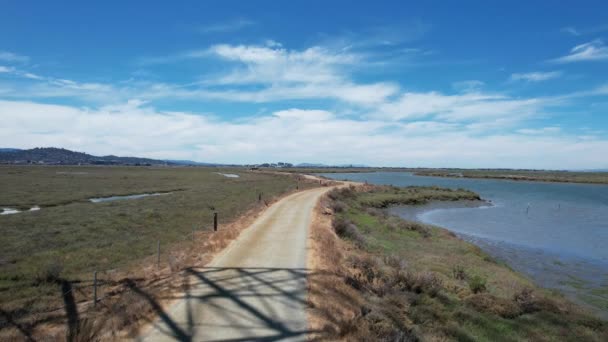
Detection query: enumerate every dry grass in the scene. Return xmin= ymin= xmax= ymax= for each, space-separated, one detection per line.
xmin=306 ymin=195 xmax=365 ymax=339
xmin=307 ymin=184 xmax=608 ymax=341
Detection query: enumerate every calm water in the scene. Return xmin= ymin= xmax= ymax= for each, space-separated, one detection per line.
xmin=89 ymin=192 xmax=171 ymax=203
xmin=320 ymin=172 xmax=608 ymax=314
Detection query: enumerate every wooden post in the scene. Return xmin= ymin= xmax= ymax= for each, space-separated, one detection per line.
xmin=93 ymin=271 xmax=98 ymax=307
xmin=258 ymin=193 xmax=262 ymax=202
xmin=157 ymin=240 xmax=160 ymax=266
xmin=214 ymin=212 xmax=218 ymax=231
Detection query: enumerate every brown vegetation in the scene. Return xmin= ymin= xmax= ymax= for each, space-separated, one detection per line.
xmin=307 ymin=184 xmax=608 ymax=341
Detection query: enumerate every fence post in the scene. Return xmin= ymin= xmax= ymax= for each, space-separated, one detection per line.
xmin=93 ymin=271 xmax=98 ymax=307
xmin=157 ymin=240 xmax=160 ymax=266
xmin=214 ymin=212 xmax=218 ymax=231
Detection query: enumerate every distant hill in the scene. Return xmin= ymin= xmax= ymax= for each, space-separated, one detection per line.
xmin=0 ymin=148 xmax=22 ymax=153
xmin=164 ymin=159 xmax=219 ymax=166
xmin=0 ymin=147 xmax=172 ymax=166
xmin=296 ymin=163 xmax=327 ymax=167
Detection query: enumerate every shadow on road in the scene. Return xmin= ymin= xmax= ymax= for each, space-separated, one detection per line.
xmin=138 ymin=266 xmax=318 ymax=341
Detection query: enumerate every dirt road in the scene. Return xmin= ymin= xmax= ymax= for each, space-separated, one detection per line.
xmin=139 ymin=186 xmax=331 ymax=341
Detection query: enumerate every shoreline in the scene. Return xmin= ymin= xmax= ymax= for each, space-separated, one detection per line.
xmin=307 ymin=184 xmax=608 ymax=339
xmin=411 ymin=171 xmax=608 ymax=186
xmin=389 ymin=200 xmax=608 ymax=319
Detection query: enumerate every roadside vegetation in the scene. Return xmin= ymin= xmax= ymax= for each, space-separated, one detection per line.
xmin=0 ymin=165 xmax=318 ymax=339
xmin=308 ymin=184 xmax=608 ymax=341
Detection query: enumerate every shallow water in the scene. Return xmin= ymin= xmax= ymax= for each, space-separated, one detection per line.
xmin=320 ymin=172 xmax=608 ymax=314
xmin=217 ymin=173 xmax=239 ymax=178
xmin=1 ymin=206 xmax=41 ymax=215
xmin=89 ymin=192 xmax=170 ymax=203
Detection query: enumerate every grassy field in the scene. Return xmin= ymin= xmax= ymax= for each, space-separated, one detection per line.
xmin=0 ymin=165 xmax=315 ymax=326
xmin=315 ymin=185 xmax=607 ymax=340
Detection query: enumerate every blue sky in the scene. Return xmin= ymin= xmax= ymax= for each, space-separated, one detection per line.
xmin=1 ymin=1 xmax=607 ymax=168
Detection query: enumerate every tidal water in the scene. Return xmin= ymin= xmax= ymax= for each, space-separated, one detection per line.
xmin=320 ymin=172 xmax=608 ymax=314
xmin=89 ymin=192 xmax=171 ymax=203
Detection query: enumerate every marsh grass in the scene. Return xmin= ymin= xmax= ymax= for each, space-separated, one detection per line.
xmin=414 ymin=168 xmax=608 ymax=185
xmin=317 ymin=184 xmax=608 ymax=341
xmin=0 ymin=165 xmax=317 ymax=338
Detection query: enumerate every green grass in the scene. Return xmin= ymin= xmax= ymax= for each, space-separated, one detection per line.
xmin=327 ymin=185 xmax=608 ymax=341
xmin=356 ymin=185 xmax=480 ymax=208
xmin=0 ymin=165 xmax=314 ymax=316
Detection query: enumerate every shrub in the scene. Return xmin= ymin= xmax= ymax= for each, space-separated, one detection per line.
xmin=452 ymin=265 xmax=467 ymax=280
xmin=466 ymin=293 xmax=521 ymax=318
xmin=333 ymin=218 xmax=366 ymax=248
xmin=385 ymin=216 xmax=431 ymax=238
xmin=327 ymin=186 xmax=357 ymax=201
xmin=468 ymin=275 xmax=487 ymax=294
xmin=330 ymin=200 xmax=348 ymax=213
xmin=344 ymin=275 xmax=365 ymax=290
xmin=332 ymin=217 xmax=350 ymax=236
xmin=513 ymin=288 xmax=539 ymax=314
xmin=384 ymin=255 xmax=407 ymax=270
xmin=347 ymin=254 xmax=382 ymax=284
xmin=365 ymin=207 xmax=386 ymax=218
xmin=414 ymin=272 xmax=443 ymax=297
xmin=35 ymin=260 xmax=64 ymax=284
xmin=390 ymin=270 xmax=443 ymax=297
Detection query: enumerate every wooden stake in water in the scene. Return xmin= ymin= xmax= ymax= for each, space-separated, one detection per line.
xmin=93 ymin=271 xmax=98 ymax=307
xmin=214 ymin=212 xmax=218 ymax=231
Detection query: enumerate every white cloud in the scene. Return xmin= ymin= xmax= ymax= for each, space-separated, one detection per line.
xmin=1 ymin=99 xmax=606 ymax=169
xmin=551 ymin=40 xmax=608 ymax=63
xmin=517 ymin=126 xmax=561 ymax=135
xmin=374 ymin=91 xmax=545 ymax=123
xmin=0 ymin=64 xmax=131 ymax=102
xmin=561 ymin=24 xmax=608 ymax=36
xmin=207 ymin=44 xmax=358 ymax=84
xmin=199 ymin=43 xmax=399 ymax=105
xmin=0 ymin=66 xmax=15 ymax=73
xmin=22 ymin=72 xmax=44 ymax=80
xmin=510 ymin=71 xmax=562 ymax=82
xmin=0 ymin=51 xmax=29 ymax=63
xmin=561 ymin=26 xmax=580 ymax=36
